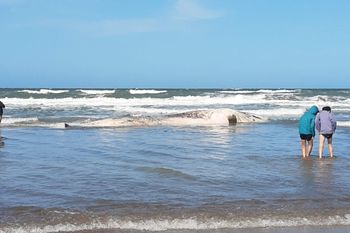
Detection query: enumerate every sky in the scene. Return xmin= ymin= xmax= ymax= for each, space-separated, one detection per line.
xmin=0 ymin=0 xmax=350 ymax=88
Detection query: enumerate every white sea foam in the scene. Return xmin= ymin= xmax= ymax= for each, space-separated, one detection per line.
xmin=244 ymin=108 xmax=306 ymax=120
xmin=219 ymin=90 xmax=261 ymax=94
xmin=18 ymin=89 xmax=69 ymax=94
xmin=3 ymin=96 xmax=350 ymax=126
xmin=79 ymin=89 xmax=115 ymax=94
xmin=1 ymin=118 xmax=68 ymax=129
xmin=171 ymin=94 xmax=268 ymax=105
xmin=4 ymin=94 xmax=350 ymax=110
xmin=256 ymin=89 xmax=297 ymax=93
xmin=129 ymin=89 xmax=167 ymax=94
xmin=2 ymin=94 xmax=269 ymax=109
xmin=2 ymin=214 xmax=350 ymax=233
xmin=337 ymin=121 xmax=350 ymax=127
xmin=1 ymin=117 xmax=39 ymax=124
xmin=219 ymin=89 xmax=296 ymax=94
xmin=248 ymin=108 xmax=350 ymax=121
xmin=3 ymin=92 xmax=350 ymax=124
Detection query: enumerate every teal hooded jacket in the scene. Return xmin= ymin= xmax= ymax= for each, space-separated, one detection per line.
xmin=298 ymin=106 xmax=319 ymax=136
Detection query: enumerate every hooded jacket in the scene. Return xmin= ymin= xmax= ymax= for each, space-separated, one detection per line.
xmin=299 ymin=106 xmax=319 ymax=136
xmin=316 ymin=110 xmax=336 ymax=134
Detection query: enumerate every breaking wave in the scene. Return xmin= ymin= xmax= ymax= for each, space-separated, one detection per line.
xmin=219 ymin=89 xmax=297 ymax=94
xmin=2 ymin=214 xmax=350 ymax=233
xmin=337 ymin=121 xmax=350 ymax=127
xmin=1 ymin=117 xmax=39 ymax=124
xmin=79 ymin=89 xmax=115 ymax=95
xmin=3 ymin=88 xmax=350 ymax=127
xmin=129 ymin=89 xmax=167 ymax=94
xmin=18 ymin=89 xmax=69 ymax=94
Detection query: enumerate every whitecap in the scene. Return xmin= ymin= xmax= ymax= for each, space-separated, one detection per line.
xmin=1 ymin=117 xmax=39 ymax=124
xmin=79 ymin=90 xmax=115 ymax=95
xmin=337 ymin=121 xmax=350 ymax=127
xmin=256 ymin=89 xmax=297 ymax=93
xmin=18 ymin=89 xmax=69 ymax=94
xmin=129 ymin=89 xmax=167 ymax=94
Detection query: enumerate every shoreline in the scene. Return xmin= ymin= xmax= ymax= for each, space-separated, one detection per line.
xmin=58 ymin=226 xmax=350 ymax=233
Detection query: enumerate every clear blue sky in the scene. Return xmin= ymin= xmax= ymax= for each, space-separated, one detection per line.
xmin=1 ymin=0 xmax=350 ymax=88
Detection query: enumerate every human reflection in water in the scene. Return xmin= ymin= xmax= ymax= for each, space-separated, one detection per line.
xmin=315 ymin=159 xmax=334 ymax=184
xmin=300 ymin=158 xmax=335 ymax=198
xmin=0 ymin=129 xmax=4 ymax=148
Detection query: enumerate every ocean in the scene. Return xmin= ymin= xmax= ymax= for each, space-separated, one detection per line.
xmin=0 ymin=88 xmax=350 ymax=233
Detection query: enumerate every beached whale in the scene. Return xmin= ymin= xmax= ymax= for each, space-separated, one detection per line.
xmin=166 ymin=109 xmax=264 ymax=125
xmin=71 ymin=109 xmax=265 ymax=128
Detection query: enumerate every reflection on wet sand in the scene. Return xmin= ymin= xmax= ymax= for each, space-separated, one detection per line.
xmin=300 ymin=157 xmax=335 ymax=197
xmin=0 ymin=130 xmax=4 ymax=148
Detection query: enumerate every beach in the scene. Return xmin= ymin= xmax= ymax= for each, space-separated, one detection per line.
xmin=60 ymin=226 xmax=350 ymax=233
xmin=1 ymin=88 xmax=350 ymax=233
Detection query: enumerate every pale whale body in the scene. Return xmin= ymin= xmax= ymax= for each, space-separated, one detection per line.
xmin=166 ymin=109 xmax=263 ymax=125
xmin=74 ymin=109 xmax=265 ymax=128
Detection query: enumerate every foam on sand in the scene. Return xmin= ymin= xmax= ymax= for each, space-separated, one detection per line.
xmin=2 ymin=214 xmax=350 ymax=233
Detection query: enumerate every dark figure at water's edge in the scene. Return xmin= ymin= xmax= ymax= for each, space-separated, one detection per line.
xmin=298 ymin=105 xmax=319 ymax=158
xmin=0 ymin=101 xmax=5 ymax=123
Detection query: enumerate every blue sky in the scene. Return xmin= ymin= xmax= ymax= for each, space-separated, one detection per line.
xmin=0 ymin=0 xmax=350 ymax=88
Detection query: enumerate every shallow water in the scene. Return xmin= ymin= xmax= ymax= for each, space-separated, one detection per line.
xmin=1 ymin=121 xmax=350 ymax=232
xmin=1 ymin=88 xmax=350 ymax=232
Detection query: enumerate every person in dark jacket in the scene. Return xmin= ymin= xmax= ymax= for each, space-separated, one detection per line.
xmin=316 ymin=106 xmax=336 ymax=159
xmin=298 ymin=105 xmax=319 ymax=158
xmin=0 ymin=101 xmax=5 ymax=123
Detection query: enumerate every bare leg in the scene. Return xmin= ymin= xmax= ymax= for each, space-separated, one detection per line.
xmin=327 ymin=137 xmax=334 ymax=158
xmin=0 ymin=116 xmax=2 ymax=123
xmin=319 ymin=134 xmax=325 ymax=159
xmin=307 ymin=137 xmax=314 ymax=157
xmin=301 ymin=140 xmax=307 ymax=158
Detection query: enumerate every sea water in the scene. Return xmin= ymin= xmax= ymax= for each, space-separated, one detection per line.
xmin=0 ymin=88 xmax=350 ymax=233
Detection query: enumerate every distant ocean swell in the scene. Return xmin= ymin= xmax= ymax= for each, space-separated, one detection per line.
xmin=15 ymin=89 xmax=168 ymax=95
xmin=1 ymin=88 xmax=350 ymax=127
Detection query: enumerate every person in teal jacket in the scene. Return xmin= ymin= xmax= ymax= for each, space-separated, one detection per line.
xmin=298 ymin=105 xmax=319 ymax=158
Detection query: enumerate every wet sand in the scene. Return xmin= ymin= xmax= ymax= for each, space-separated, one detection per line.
xmin=59 ymin=226 xmax=350 ymax=233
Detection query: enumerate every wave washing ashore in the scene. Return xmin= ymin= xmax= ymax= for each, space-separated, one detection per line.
xmin=1 ymin=88 xmax=350 ymax=233
xmin=1 ymin=88 xmax=350 ymax=128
